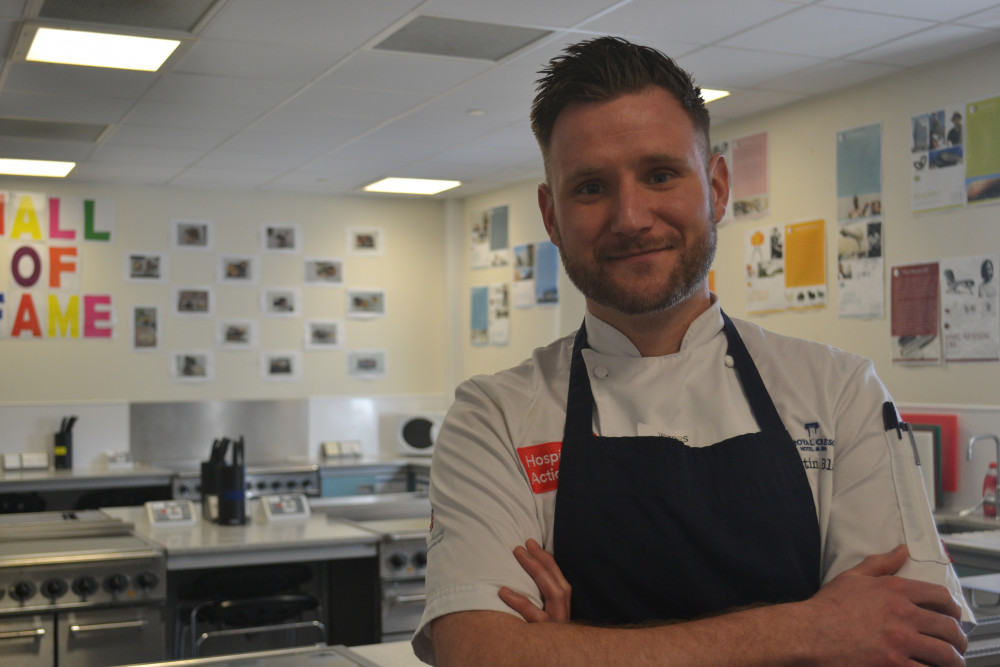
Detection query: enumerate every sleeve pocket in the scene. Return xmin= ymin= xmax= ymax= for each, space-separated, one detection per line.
xmin=885 ymin=428 xmax=948 ymax=564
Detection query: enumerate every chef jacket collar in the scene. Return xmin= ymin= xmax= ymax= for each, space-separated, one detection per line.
xmin=583 ymin=293 xmax=725 ymax=358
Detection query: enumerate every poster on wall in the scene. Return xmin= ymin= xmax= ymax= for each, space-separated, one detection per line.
xmin=836 ymin=122 xmax=882 ymax=223
xmin=261 ymin=223 xmax=301 ymax=253
xmin=910 ymin=105 xmax=965 ymax=212
xmin=711 ymin=139 xmax=735 ymax=223
xmin=784 ymin=219 xmax=826 ymax=310
xmin=940 ymin=254 xmax=999 ymax=362
xmin=218 ymin=255 xmax=257 ymax=284
xmin=745 ymin=224 xmax=785 ymax=313
xmin=261 ymin=287 xmax=301 ymax=317
xmin=489 ymin=282 xmax=510 ymax=346
xmin=303 ymin=257 xmax=343 ymax=285
xmin=217 ymin=320 xmax=257 ymax=349
xmin=470 ymin=285 xmax=488 ymax=345
xmin=304 ymin=319 xmax=343 ymax=350
xmin=131 ymin=306 xmax=159 ymax=351
xmin=261 ymin=350 xmax=302 ymax=382
xmin=535 ymin=240 xmax=559 ymax=306
xmin=346 ymin=288 xmax=385 ymax=319
xmin=347 ymin=349 xmax=386 ymax=380
xmin=965 ymin=95 xmax=1000 ymax=205
xmin=890 ymin=262 xmax=941 ymax=364
xmin=471 ymin=205 xmax=510 ymax=269
xmin=174 ymin=287 xmax=213 ymax=317
xmin=730 ymin=132 xmax=769 ymax=220
xmin=347 ymin=228 xmax=384 ymax=256
xmin=171 ymin=350 xmax=213 ymax=382
xmin=837 ymin=219 xmax=884 ymax=318
xmin=171 ymin=219 xmax=213 ymax=251
xmin=125 ymin=252 xmax=166 ymax=283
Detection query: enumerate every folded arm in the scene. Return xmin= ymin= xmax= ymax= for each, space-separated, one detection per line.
xmin=432 ymin=544 xmax=967 ymax=667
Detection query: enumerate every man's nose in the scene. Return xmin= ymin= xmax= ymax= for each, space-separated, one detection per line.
xmin=609 ymin=181 xmax=654 ymax=235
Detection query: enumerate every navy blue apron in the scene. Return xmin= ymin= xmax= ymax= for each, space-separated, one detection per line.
xmin=552 ymin=312 xmax=821 ymax=624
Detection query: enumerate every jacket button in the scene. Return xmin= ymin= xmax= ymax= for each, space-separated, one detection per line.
xmin=724 ymin=355 xmax=735 ymax=368
xmin=593 ymin=365 xmax=609 ymax=379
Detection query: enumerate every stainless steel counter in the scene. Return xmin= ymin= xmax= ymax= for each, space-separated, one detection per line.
xmin=0 ymin=463 xmax=174 ymax=492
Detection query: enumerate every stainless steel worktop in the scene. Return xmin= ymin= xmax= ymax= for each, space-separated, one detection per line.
xmin=104 ymin=503 xmax=379 ymax=570
xmin=0 ymin=463 xmax=174 ymax=492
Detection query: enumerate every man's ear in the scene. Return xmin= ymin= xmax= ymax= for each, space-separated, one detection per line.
xmin=708 ymin=153 xmax=730 ymax=224
xmin=538 ymin=182 xmax=560 ymax=246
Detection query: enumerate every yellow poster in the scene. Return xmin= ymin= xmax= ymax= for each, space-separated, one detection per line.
xmin=784 ymin=219 xmax=827 ymax=310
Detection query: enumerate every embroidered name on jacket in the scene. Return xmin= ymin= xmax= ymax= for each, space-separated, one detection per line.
xmin=517 ymin=441 xmax=562 ymax=494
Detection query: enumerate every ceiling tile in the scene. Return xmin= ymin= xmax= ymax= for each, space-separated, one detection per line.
xmin=193 ymin=150 xmax=312 ymax=171
xmin=678 ymin=46 xmax=826 ymax=89
xmin=318 ymin=51 xmax=490 ymax=94
xmin=847 ymin=24 xmax=1000 ymax=67
xmin=282 ymin=86 xmax=432 ymax=118
xmin=705 ymin=89 xmax=805 ymax=120
xmin=418 ymin=0 xmax=623 ymax=29
xmin=104 ymin=124 xmax=232 ymax=150
xmin=0 ymin=136 xmax=94 ymax=160
xmin=758 ymin=59 xmax=901 ymax=94
xmin=720 ymin=5 xmax=935 ymax=58
xmin=818 ymin=0 xmax=1000 ymax=21
xmin=169 ymin=166 xmax=280 ymax=189
xmin=579 ymin=0 xmax=801 ymax=45
xmin=88 ymin=144 xmax=205 ymax=167
xmin=68 ymin=163 xmax=182 ymax=185
xmin=125 ymin=101 xmax=265 ymax=131
xmin=954 ymin=5 xmax=1000 ymax=29
xmin=142 ymin=73 xmax=302 ymax=109
xmin=0 ymin=91 xmax=134 ymax=124
xmin=3 ymin=62 xmax=157 ymax=99
xmin=172 ymin=38 xmax=350 ymax=82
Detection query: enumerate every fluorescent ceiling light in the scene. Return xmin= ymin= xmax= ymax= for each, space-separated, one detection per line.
xmin=0 ymin=158 xmax=75 ymax=177
xmin=703 ymin=89 xmax=730 ymax=103
xmin=26 ymin=27 xmax=180 ymax=71
xmin=364 ymin=177 xmax=461 ymax=195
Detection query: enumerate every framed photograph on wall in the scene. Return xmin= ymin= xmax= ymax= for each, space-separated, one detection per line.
xmin=171 ymin=219 xmax=213 ymax=251
xmin=347 ymin=349 xmax=386 ymax=379
xmin=217 ymin=320 xmax=258 ymax=349
xmin=261 ymin=287 xmax=301 ymax=317
xmin=261 ymin=223 xmax=301 ymax=253
xmin=347 ymin=227 xmax=384 ymax=256
xmin=346 ymin=288 xmax=386 ymax=319
xmin=304 ymin=319 xmax=343 ymax=349
xmin=218 ymin=255 xmax=258 ymax=284
xmin=131 ymin=306 xmax=159 ymax=351
xmin=171 ymin=350 xmax=214 ymax=382
xmin=174 ymin=287 xmax=213 ymax=316
xmin=304 ymin=257 xmax=343 ymax=286
xmin=261 ymin=350 xmax=302 ymax=381
xmin=125 ymin=252 xmax=167 ymax=282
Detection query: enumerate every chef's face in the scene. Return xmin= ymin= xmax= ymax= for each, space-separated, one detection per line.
xmin=538 ymin=86 xmax=728 ymax=317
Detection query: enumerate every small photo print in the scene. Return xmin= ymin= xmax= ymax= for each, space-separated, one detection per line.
xmin=346 ymin=288 xmax=386 ymax=319
xmin=305 ymin=319 xmax=343 ymax=349
xmin=175 ymin=287 xmax=212 ymax=316
xmin=218 ymin=255 xmax=258 ymax=284
xmin=217 ymin=320 xmax=258 ymax=349
xmin=132 ymin=306 xmax=159 ymax=351
xmin=262 ymin=223 xmax=301 ymax=252
xmin=125 ymin=252 xmax=167 ymax=282
xmin=261 ymin=350 xmax=302 ymax=381
xmin=304 ymin=257 xmax=343 ymax=286
xmin=261 ymin=287 xmax=301 ymax=317
xmin=347 ymin=349 xmax=386 ymax=379
xmin=347 ymin=227 xmax=384 ymax=256
xmin=172 ymin=350 xmax=213 ymax=382
xmin=172 ymin=219 xmax=213 ymax=250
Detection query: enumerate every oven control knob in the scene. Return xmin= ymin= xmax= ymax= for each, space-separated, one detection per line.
xmin=413 ymin=551 xmax=427 ymax=568
xmin=10 ymin=580 xmax=36 ymax=602
xmin=73 ymin=575 xmax=99 ymax=597
xmin=42 ymin=578 xmax=68 ymax=599
xmin=104 ymin=573 xmax=130 ymax=595
xmin=388 ymin=553 xmax=408 ymax=569
xmin=302 ymin=480 xmax=314 ymax=490
xmin=136 ymin=571 xmax=159 ymax=591
xmin=177 ymin=484 xmax=191 ymax=497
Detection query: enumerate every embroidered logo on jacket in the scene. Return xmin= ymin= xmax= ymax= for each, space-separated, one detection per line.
xmin=517 ymin=441 xmax=562 ymax=494
xmin=797 ymin=421 xmax=835 ymax=471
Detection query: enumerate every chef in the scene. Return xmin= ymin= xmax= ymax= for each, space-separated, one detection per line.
xmin=414 ymin=36 xmax=972 ymax=666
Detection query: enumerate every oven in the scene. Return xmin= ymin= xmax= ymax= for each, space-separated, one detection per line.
xmin=349 ymin=517 xmax=429 ymax=642
xmin=171 ymin=463 xmax=321 ymax=501
xmin=0 ymin=510 xmax=166 ymax=666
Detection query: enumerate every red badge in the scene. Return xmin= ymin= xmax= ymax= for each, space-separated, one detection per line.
xmin=517 ymin=441 xmax=562 ymax=494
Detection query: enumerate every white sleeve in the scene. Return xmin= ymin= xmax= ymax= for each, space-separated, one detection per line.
xmin=412 ymin=376 xmax=548 ymax=664
xmin=822 ymin=360 xmax=974 ymax=626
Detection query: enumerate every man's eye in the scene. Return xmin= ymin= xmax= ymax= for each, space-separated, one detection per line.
xmin=651 ymin=172 xmax=671 ymax=184
xmin=579 ymin=183 xmax=602 ymax=195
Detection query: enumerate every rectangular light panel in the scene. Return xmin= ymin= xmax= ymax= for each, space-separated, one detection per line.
xmin=26 ymin=27 xmax=180 ymax=71
xmin=364 ymin=178 xmax=461 ymax=195
xmin=0 ymin=158 xmax=76 ymax=177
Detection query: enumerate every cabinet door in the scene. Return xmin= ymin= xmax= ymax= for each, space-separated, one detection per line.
xmin=0 ymin=614 xmax=54 ymax=667
xmin=59 ymin=605 xmax=165 ymax=667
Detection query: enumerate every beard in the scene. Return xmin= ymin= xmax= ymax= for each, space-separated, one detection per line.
xmin=554 ymin=213 xmax=716 ymax=316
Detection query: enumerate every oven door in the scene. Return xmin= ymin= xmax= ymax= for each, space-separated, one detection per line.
xmin=0 ymin=614 xmax=54 ymax=667
xmin=381 ymin=579 xmax=426 ymax=642
xmin=59 ymin=605 xmax=165 ymax=667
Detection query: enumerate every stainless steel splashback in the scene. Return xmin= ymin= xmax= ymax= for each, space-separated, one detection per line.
xmin=129 ymin=399 xmax=308 ymax=465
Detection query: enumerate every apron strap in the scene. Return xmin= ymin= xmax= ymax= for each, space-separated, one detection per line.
xmin=720 ymin=311 xmax=787 ymax=435
xmin=563 ymin=323 xmax=596 ymax=441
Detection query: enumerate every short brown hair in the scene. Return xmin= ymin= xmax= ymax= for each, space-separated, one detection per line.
xmin=530 ymin=37 xmax=711 ymax=168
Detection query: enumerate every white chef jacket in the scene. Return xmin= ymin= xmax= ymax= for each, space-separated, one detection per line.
xmin=413 ymin=300 xmax=973 ymax=664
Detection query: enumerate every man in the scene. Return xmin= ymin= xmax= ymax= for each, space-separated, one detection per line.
xmin=414 ymin=37 xmax=972 ymax=665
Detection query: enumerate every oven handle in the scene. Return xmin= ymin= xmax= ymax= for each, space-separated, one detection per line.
xmin=387 ymin=592 xmax=426 ymax=605
xmin=69 ymin=619 xmax=147 ymax=635
xmin=0 ymin=627 xmax=46 ymax=641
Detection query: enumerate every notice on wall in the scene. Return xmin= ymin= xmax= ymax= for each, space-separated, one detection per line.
xmin=745 ymin=224 xmax=785 ymax=313
xmin=745 ymin=220 xmax=826 ymax=314
xmin=488 ymin=282 xmax=510 ymax=346
xmin=910 ymin=105 xmax=966 ymax=212
xmin=837 ymin=122 xmax=882 ymax=223
xmin=940 ymin=254 xmax=999 ymax=362
xmin=513 ymin=240 xmax=559 ymax=308
xmin=730 ymin=132 xmax=769 ymax=220
xmin=966 ymin=95 xmax=1000 ymax=206
xmin=891 ymin=262 xmax=941 ymax=364
xmin=471 ymin=205 xmax=510 ymax=269
xmin=470 ymin=285 xmax=488 ymax=346
xmin=837 ymin=218 xmax=884 ymax=318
